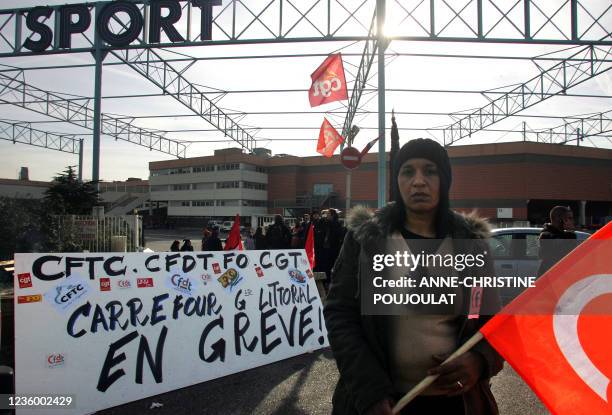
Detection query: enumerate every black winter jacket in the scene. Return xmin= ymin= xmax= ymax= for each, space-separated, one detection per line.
xmin=324 ymin=204 xmax=504 ymax=415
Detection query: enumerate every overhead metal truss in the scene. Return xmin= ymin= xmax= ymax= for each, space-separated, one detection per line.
xmin=530 ymin=109 xmax=612 ymax=144
xmin=342 ymin=10 xmax=378 ymax=140
xmin=0 ymin=119 xmax=81 ymax=154
xmin=86 ymin=6 xmax=257 ymax=152
xmin=0 ymin=71 xmax=187 ymax=158
xmin=439 ymin=44 xmax=612 ymax=145
xmin=112 ymin=48 xmax=256 ymax=151
xmin=0 ymin=0 xmax=610 ymax=60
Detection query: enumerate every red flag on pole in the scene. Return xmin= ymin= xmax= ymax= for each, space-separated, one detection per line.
xmin=317 ymin=118 xmax=344 ymax=158
xmin=305 ymin=223 xmax=315 ymax=269
xmin=308 ymin=53 xmax=348 ymax=107
xmin=224 ymin=214 xmax=243 ymax=251
xmin=479 ymin=222 xmax=612 ymax=415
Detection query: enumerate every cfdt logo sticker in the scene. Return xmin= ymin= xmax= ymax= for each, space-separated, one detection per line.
xmin=288 ymin=269 xmax=307 ymax=286
xmin=217 ymin=268 xmax=243 ymax=292
xmin=99 ymin=278 xmax=111 ymax=291
xmin=117 ymin=279 xmax=132 ymax=289
xmin=44 ymin=277 xmax=90 ymax=314
xmin=137 ymin=277 xmax=154 ymax=288
xmin=17 ymin=273 xmax=33 ymax=289
xmin=166 ymin=273 xmax=199 ymax=297
xmin=47 ymin=353 xmax=65 ymax=369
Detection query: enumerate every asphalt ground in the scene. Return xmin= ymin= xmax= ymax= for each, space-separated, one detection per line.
xmin=97 ymin=350 xmax=548 ymax=415
xmin=100 ymin=229 xmax=550 ymax=415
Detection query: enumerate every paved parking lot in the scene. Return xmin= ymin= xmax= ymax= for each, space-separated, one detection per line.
xmin=98 ymin=348 xmax=548 ymax=415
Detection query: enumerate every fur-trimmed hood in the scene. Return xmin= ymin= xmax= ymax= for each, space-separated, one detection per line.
xmin=346 ymin=203 xmax=491 ymax=246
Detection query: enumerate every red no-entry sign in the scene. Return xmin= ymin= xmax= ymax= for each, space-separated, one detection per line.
xmin=340 ymin=146 xmax=361 ymax=169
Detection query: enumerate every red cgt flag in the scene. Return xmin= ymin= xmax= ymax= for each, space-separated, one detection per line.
xmin=317 ymin=118 xmax=344 ymax=158
xmin=224 ymin=214 xmax=243 ymax=251
xmin=308 ymin=53 xmax=348 ymax=107
xmin=480 ymin=221 xmax=612 ymax=415
xmin=305 ymin=223 xmax=315 ymax=270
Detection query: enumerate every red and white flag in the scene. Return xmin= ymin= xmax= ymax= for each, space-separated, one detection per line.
xmin=480 ymin=222 xmax=612 ymax=414
xmin=317 ymin=118 xmax=344 ymax=158
xmin=308 ymin=53 xmax=348 ymax=107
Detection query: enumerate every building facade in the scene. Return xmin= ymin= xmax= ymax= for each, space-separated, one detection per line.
xmin=149 ymin=148 xmax=269 ymax=221
xmin=150 ymin=143 xmax=612 ymax=229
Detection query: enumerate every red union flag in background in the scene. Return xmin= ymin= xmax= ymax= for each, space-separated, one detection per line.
xmin=317 ymin=118 xmax=344 ymax=157
xmin=480 ymin=221 xmax=612 ymax=414
xmin=224 ymin=214 xmax=243 ymax=251
xmin=305 ymin=223 xmax=315 ymax=269
xmin=308 ymin=53 xmax=348 ymax=107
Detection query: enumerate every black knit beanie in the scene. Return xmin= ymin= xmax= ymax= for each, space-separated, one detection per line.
xmin=391 ymin=138 xmax=452 ymax=237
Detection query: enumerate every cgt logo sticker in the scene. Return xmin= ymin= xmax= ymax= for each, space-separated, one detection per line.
xmin=137 ymin=277 xmax=154 ymax=288
xmin=166 ymin=273 xmax=199 ymax=297
xmin=43 ymin=277 xmax=90 ymax=314
xmin=47 ymin=353 xmax=65 ymax=368
xmin=17 ymin=273 xmax=33 ymax=289
xmin=99 ymin=278 xmax=111 ymax=292
xmin=17 ymin=294 xmax=42 ymax=304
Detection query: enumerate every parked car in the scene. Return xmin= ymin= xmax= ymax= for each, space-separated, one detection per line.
xmin=221 ymin=221 xmax=233 ymax=232
xmin=488 ymin=227 xmax=590 ymax=305
xmin=207 ymin=220 xmax=221 ymax=229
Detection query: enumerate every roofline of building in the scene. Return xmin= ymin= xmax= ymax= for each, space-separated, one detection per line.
xmin=149 ymin=141 xmax=612 ymax=170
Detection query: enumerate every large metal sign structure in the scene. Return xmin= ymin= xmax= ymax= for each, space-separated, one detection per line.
xmin=0 ymin=0 xmax=610 ymax=206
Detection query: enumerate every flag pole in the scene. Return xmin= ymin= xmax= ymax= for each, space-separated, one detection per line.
xmin=392 ymin=332 xmax=484 ymax=414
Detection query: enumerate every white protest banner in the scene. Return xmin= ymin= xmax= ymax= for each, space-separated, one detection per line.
xmin=14 ymin=249 xmax=328 ymax=415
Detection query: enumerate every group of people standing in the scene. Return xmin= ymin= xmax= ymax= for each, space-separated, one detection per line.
xmin=256 ymin=211 xmax=347 ymax=280
xmin=169 ymin=227 xmax=224 ymax=252
xmin=168 ymin=211 xmax=347 ymax=281
xmin=169 ymin=239 xmax=194 ymax=252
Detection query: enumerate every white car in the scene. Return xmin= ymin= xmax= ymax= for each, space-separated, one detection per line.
xmin=221 ymin=221 xmax=233 ymax=232
xmin=489 ymin=227 xmax=590 ymax=304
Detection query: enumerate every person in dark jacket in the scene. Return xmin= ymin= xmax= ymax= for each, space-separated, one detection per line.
xmin=254 ymin=226 xmax=267 ymax=250
xmin=320 ymin=208 xmax=346 ymax=282
xmin=265 ymin=215 xmax=292 ymax=249
xmin=537 ymin=206 xmax=577 ymax=276
xmin=201 ymin=228 xmax=212 ymax=251
xmin=297 ymin=214 xmax=311 ymax=247
xmin=202 ymin=229 xmax=223 ymax=251
xmin=324 ymin=138 xmax=503 ymax=415
xmin=170 ymin=240 xmax=180 ymax=252
xmin=180 ymin=239 xmax=194 ymax=251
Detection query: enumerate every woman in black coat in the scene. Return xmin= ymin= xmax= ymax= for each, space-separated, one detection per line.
xmin=324 ymin=139 xmax=503 ymax=415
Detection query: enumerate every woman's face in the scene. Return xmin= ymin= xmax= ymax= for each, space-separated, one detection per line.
xmin=397 ymin=158 xmax=440 ymax=214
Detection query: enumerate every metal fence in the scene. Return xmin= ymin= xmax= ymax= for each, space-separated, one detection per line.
xmin=54 ymin=214 xmax=142 ymax=252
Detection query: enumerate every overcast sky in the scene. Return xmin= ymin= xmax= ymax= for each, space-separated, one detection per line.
xmin=0 ymin=0 xmax=610 ymax=182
